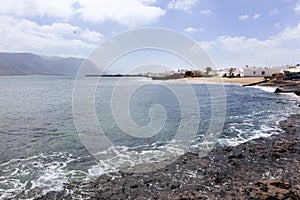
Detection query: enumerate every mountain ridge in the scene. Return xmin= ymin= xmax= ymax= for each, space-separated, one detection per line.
xmin=0 ymin=52 xmax=98 ymax=75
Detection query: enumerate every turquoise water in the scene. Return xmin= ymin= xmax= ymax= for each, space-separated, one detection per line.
xmin=0 ymin=76 xmax=298 ymax=199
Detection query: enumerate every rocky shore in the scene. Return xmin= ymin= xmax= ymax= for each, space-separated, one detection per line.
xmin=260 ymin=80 xmax=300 ymax=88
xmin=259 ymin=80 xmax=300 ymax=96
xmin=38 ymin=115 xmax=300 ymax=200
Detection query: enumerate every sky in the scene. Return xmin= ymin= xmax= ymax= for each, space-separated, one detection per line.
xmin=1 ymin=0 xmax=300 ymax=70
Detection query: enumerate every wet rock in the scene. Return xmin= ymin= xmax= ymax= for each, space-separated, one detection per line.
xmin=170 ymin=183 xmax=180 ymax=190
xmin=228 ymin=153 xmax=244 ymax=159
xmin=37 ymin=115 xmax=300 ymax=199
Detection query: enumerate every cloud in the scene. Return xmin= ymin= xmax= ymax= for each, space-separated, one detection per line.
xmin=80 ymin=29 xmax=104 ymax=43
xmin=269 ymin=9 xmax=279 ymax=16
xmin=0 ymin=0 xmax=165 ymax=27
xmin=294 ymin=2 xmax=300 ymax=14
xmin=200 ymin=9 xmax=211 ymax=15
xmin=167 ymin=0 xmax=198 ymax=11
xmin=200 ymin=22 xmax=300 ymax=67
xmin=0 ymin=0 xmax=74 ymax=20
xmin=273 ymin=22 xmax=300 ymax=41
xmin=215 ymin=36 xmax=280 ymax=52
xmin=238 ymin=14 xmax=259 ymax=21
xmin=0 ymin=15 xmax=100 ymax=57
xmin=238 ymin=15 xmax=249 ymax=21
xmin=253 ymin=13 xmax=260 ymax=19
xmin=184 ymin=27 xmax=197 ymax=33
xmin=39 ymin=22 xmax=80 ymax=36
xmin=184 ymin=27 xmax=203 ymax=33
xmin=76 ymin=0 xmax=165 ymax=27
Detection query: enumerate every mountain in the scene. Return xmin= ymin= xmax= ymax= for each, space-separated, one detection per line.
xmin=0 ymin=52 xmax=99 ymax=75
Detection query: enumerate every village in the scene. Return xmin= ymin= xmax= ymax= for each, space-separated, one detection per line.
xmin=144 ymin=64 xmax=300 ymax=96
xmin=216 ymin=64 xmax=300 ymax=79
xmin=147 ymin=64 xmax=300 ymax=80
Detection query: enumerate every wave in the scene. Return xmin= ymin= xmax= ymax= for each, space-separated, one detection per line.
xmin=0 ymin=152 xmax=88 ymax=199
xmin=248 ymin=86 xmax=277 ymax=93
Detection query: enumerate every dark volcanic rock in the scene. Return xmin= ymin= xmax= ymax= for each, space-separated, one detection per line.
xmin=37 ymin=115 xmax=300 ymax=200
xmin=260 ymin=80 xmax=300 ymax=96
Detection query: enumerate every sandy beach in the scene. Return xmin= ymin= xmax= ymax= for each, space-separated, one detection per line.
xmin=185 ymin=77 xmax=265 ymax=85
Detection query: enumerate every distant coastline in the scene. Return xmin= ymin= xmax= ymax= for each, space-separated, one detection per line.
xmin=85 ymin=74 xmax=146 ymax=77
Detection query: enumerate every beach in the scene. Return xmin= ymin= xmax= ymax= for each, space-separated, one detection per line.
xmin=184 ymin=77 xmax=265 ymax=85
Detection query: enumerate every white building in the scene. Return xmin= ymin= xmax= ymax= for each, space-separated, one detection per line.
xmin=240 ymin=66 xmax=269 ymax=77
xmin=240 ymin=65 xmax=290 ymax=77
xmin=216 ymin=65 xmax=297 ymax=77
xmin=280 ymin=66 xmax=300 ymax=73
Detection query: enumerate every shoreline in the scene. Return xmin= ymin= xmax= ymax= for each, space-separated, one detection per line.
xmin=184 ymin=77 xmax=300 ymax=96
xmin=184 ymin=77 xmax=265 ymax=85
xmin=183 ymin=77 xmax=299 ymax=87
xmin=37 ymin=114 xmax=300 ymax=199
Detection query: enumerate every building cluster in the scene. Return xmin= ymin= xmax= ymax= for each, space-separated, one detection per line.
xmin=140 ymin=64 xmax=300 ymax=80
xmin=216 ymin=64 xmax=300 ymax=77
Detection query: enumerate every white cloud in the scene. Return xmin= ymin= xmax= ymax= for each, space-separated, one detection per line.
xmin=0 ymin=0 xmax=74 ymax=20
xmin=0 ymin=0 xmax=165 ymax=27
xmin=238 ymin=15 xmax=249 ymax=21
xmin=167 ymin=0 xmax=198 ymax=11
xmin=184 ymin=27 xmax=203 ymax=33
xmin=269 ymin=9 xmax=279 ymax=16
xmin=0 ymin=15 xmax=99 ymax=56
xmin=184 ymin=27 xmax=197 ymax=33
xmin=273 ymin=22 xmax=300 ymax=41
xmin=39 ymin=23 xmax=80 ymax=36
xmin=200 ymin=22 xmax=300 ymax=67
xmin=253 ymin=13 xmax=260 ymax=19
xmin=200 ymin=9 xmax=211 ymax=15
xmin=238 ymin=14 xmax=259 ymax=21
xmin=76 ymin=0 xmax=165 ymax=27
xmin=80 ymin=29 xmax=104 ymax=43
xmin=215 ymin=36 xmax=280 ymax=52
xmin=294 ymin=2 xmax=300 ymax=14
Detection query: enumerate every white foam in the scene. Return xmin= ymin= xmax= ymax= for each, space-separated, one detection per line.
xmin=279 ymin=92 xmax=299 ymax=98
xmin=251 ymin=85 xmax=300 ymax=98
xmin=0 ymin=152 xmax=86 ymax=199
xmin=249 ymin=86 xmax=277 ymax=93
xmin=217 ymin=121 xmax=281 ymax=147
xmin=87 ymin=141 xmax=187 ymax=177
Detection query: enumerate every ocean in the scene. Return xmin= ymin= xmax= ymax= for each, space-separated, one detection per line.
xmin=0 ymin=76 xmax=298 ymax=199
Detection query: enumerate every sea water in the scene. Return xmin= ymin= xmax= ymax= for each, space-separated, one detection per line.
xmin=0 ymin=76 xmax=298 ymax=199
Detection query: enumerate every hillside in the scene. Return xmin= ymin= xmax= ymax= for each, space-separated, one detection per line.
xmin=0 ymin=53 xmax=98 ymax=75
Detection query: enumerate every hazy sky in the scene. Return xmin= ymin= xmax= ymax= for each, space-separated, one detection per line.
xmin=1 ymin=0 xmax=300 ymax=69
